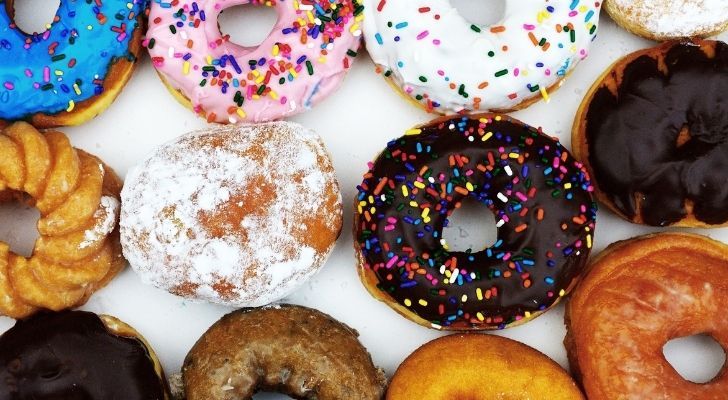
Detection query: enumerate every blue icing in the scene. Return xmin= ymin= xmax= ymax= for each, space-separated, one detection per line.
xmin=0 ymin=0 xmax=145 ymax=120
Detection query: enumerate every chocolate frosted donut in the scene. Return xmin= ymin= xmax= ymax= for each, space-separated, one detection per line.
xmin=573 ymin=40 xmax=728 ymax=227
xmin=355 ymin=115 xmax=597 ymax=330
xmin=0 ymin=310 xmax=170 ymax=399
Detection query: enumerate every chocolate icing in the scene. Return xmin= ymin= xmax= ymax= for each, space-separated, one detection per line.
xmin=585 ymin=41 xmax=728 ymax=226
xmin=0 ymin=311 xmax=167 ymax=400
xmin=355 ymin=115 xmax=597 ymax=329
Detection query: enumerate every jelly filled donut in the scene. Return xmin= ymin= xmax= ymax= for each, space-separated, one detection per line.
xmin=0 ymin=0 xmax=145 ymax=128
xmin=183 ymin=304 xmax=386 ymax=399
xmin=354 ymin=115 xmax=597 ymax=330
xmin=605 ymin=0 xmax=728 ymax=41
xmin=0 ymin=310 xmax=170 ymax=399
xmin=145 ymin=0 xmax=363 ymax=123
xmin=387 ymin=334 xmax=584 ymax=399
xmin=565 ymin=233 xmax=728 ymax=399
xmin=362 ymin=0 xmax=601 ymax=114
xmin=0 ymin=122 xmax=124 ymax=319
xmin=121 ymin=122 xmax=342 ymax=307
xmin=573 ymin=40 xmax=728 ymax=227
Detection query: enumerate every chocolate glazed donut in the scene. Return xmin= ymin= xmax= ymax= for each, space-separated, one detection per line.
xmin=573 ymin=40 xmax=728 ymax=227
xmin=355 ymin=115 xmax=597 ymax=330
xmin=0 ymin=310 xmax=170 ymax=400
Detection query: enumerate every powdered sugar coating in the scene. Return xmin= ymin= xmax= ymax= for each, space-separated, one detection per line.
xmin=608 ymin=0 xmax=728 ymax=38
xmin=120 ymin=122 xmax=342 ymax=306
xmin=79 ymin=196 xmax=120 ymax=250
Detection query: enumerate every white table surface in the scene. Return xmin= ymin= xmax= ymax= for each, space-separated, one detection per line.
xmin=1 ymin=2 xmax=727 ymax=397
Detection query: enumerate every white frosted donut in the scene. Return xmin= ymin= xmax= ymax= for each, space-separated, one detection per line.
xmin=362 ymin=0 xmax=601 ymax=113
xmin=120 ymin=122 xmax=343 ymax=307
xmin=605 ymin=0 xmax=728 ymax=41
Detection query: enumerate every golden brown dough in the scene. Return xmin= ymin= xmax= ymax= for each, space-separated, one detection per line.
xmin=182 ymin=304 xmax=386 ymax=400
xmin=565 ymin=233 xmax=728 ymax=399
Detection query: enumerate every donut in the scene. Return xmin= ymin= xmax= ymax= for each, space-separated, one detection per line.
xmin=0 ymin=122 xmax=124 ymax=319
xmin=145 ymin=0 xmax=363 ymax=123
xmin=565 ymin=233 xmax=728 ymax=399
xmin=0 ymin=0 xmax=145 ymax=128
xmin=182 ymin=304 xmax=386 ymax=399
xmin=0 ymin=310 xmax=170 ymax=399
xmin=387 ymin=334 xmax=584 ymax=399
xmin=605 ymin=0 xmax=728 ymax=41
xmin=362 ymin=0 xmax=601 ymax=114
xmin=121 ymin=122 xmax=342 ymax=306
xmin=573 ymin=40 xmax=728 ymax=227
xmin=354 ymin=114 xmax=597 ymax=330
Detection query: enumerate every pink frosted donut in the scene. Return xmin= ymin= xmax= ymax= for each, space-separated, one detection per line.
xmin=145 ymin=0 xmax=364 ymax=123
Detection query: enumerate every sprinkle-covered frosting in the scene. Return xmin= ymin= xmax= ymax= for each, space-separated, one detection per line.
xmin=0 ymin=0 xmax=145 ymax=120
xmin=355 ymin=115 xmax=597 ymax=329
xmin=145 ymin=0 xmax=363 ymax=123
xmin=362 ymin=0 xmax=601 ymax=113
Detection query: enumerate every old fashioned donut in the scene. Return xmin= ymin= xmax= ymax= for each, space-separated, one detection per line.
xmin=387 ymin=334 xmax=584 ymax=399
xmin=605 ymin=0 xmax=728 ymax=41
xmin=354 ymin=114 xmax=597 ymax=330
xmin=0 ymin=0 xmax=145 ymax=128
xmin=362 ymin=0 xmax=601 ymax=114
xmin=0 ymin=310 xmax=170 ymax=399
xmin=145 ymin=0 xmax=363 ymax=123
xmin=0 ymin=122 xmax=124 ymax=319
xmin=573 ymin=40 xmax=728 ymax=227
xmin=121 ymin=122 xmax=342 ymax=307
xmin=182 ymin=304 xmax=386 ymax=399
xmin=565 ymin=233 xmax=728 ymax=399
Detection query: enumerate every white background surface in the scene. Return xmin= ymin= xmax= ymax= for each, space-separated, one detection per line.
xmin=1 ymin=1 xmax=728 ymax=397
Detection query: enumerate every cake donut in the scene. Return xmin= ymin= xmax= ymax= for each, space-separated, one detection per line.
xmin=0 ymin=0 xmax=146 ymax=128
xmin=145 ymin=0 xmax=364 ymax=123
xmin=605 ymin=0 xmax=728 ymax=41
xmin=565 ymin=233 xmax=728 ymax=399
xmin=0 ymin=122 xmax=124 ymax=319
xmin=121 ymin=122 xmax=342 ymax=307
xmin=0 ymin=310 xmax=170 ymax=399
xmin=182 ymin=304 xmax=386 ymax=399
xmin=573 ymin=40 xmax=728 ymax=227
xmin=388 ymin=334 xmax=584 ymax=399
xmin=362 ymin=0 xmax=601 ymax=114
xmin=354 ymin=114 xmax=597 ymax=330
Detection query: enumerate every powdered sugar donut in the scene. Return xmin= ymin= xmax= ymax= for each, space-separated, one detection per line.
xmin=120 ymin=122 xmax=342 ymax=306
xmin=605 ymin=0 xmax=728 ymax=41
xmin=145 ymin=0 xmax=363 ymax=123
xmin=363 ymin=0 xmax=601 ymax=113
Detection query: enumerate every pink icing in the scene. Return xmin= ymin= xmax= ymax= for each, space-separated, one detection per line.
xmin=145 ymin=0 xmax=363 ymax=123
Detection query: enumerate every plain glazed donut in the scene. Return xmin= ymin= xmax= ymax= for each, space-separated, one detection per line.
xmin=573 ymin=40 xmax=728 ymax=227
xmin=354 ymin=114 xmax=597 ymax=330
xmin=121 ymin=122 xmax=342 ymax=307
xmin=605 ymin=0 xmax=728 ymax=41
xmin=565 ymin=233 xmax=728 ymax=399
xmin=0 ymin=310 xmax=170 ymax=399
xmin=362 ymin=0 xmax=601 ymax=113
xmin=145 ymin=0 xmax=363 ymax=123
xmin=387 ymin=334 xmax=584 ymax=399
xmin=0 ymin=122 xmax=124 ymax=319
xmin=182 ymin=304 xmax=386 ymax=399
xmin=0 ymin=0 xmax=145 ymax=128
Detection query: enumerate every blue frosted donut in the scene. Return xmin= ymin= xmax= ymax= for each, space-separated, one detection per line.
xmin=0 ymin=0 xmax=145 ymax=128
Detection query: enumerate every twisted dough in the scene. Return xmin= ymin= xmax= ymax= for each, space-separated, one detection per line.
xmin=0 ymin=122 xmax=124 ymax=318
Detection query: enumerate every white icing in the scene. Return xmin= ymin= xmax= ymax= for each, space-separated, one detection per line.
xmin=120 ymin=122 xmax=342 ymax=307
xmin=79 ymin=196 xmax=120 ymax=249
xmin=609 ymin=0 xmax=728 ymax=37
xmin=362 ymin=0 xmax=601 ymax=113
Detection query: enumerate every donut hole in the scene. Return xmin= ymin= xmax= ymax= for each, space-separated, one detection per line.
xmin=442 ymin=197 xmax=498 ymax=253
xmin=253 ymin=393 xmax=294 ymax=399
xmin=0 ymin=191 xmax=40 ymax=258
xmin=218 ymin=4 xmax=278 ymax=48
xmin=663 ymin=334 xmax=726 ymax=384
xmin=10 ymin=0 xmax=60 ymax=35
xmin=450 ymin=0 xmax=506 ymax=27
